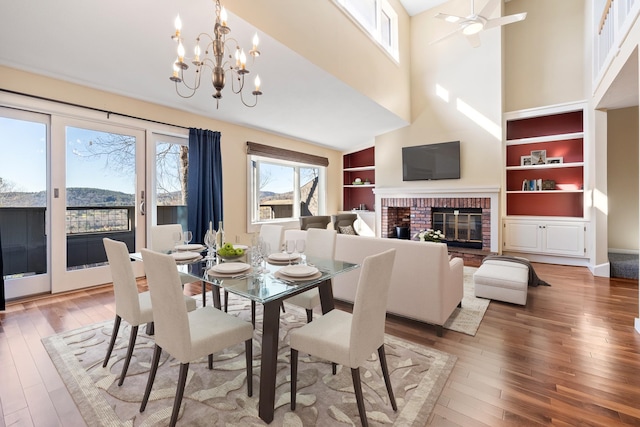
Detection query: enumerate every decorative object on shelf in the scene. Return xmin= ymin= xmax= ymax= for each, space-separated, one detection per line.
xmin=520 ymin=156 xmax=532 ymax=166
xmin=414 ymin=229 xmax=445 ymax=242
xmin=546 ymin=157 xmax=563 ymax=164
xmin=542 ymin=179 xmax=556 ymax=190
xmin=169 ymin=0 xmax=263 ymax=108
xmin=353 ymin=177 xmax=362 ymax=185
xmin=364 ymin=179 xmax=370 ymax=184
xmin=531 ymin=150 xmax=547 ymax=165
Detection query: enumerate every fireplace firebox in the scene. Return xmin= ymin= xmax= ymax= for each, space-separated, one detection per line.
xmin=432 ymin=208 xmax=482 ymax=249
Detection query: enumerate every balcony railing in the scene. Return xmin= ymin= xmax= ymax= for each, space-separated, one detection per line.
xmin=594 ymin=0 xmax=639 ymax=86
xmin=0 ymin=205 xmax=186 ymax=276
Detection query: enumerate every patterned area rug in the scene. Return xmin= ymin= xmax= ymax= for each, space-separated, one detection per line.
xmin=42 ymin=298 xmax=456 ymax=426
xmin=443 ymin=267 xmax=489 ymax=336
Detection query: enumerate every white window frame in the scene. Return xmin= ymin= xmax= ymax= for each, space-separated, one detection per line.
xmin=247 ymin=155 xmax=327 ymax=232
xmin=333 ymin=0 xmax=400 ymax=62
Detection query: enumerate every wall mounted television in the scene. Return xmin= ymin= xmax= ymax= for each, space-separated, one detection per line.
xmin=402 ymin=141 xmax=461 ymax=181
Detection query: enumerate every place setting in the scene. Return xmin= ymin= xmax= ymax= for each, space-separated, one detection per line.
xmin=169 ymin=250 xmax=203 ymax=263
xmin=273 ymin=264 xmax=321 ymax=283
xmin=207 ymin=261 xmax=253 ymax=279
xmin=267 ymin=251 xmax=301 ymax=265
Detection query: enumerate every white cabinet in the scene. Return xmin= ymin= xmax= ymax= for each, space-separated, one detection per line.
xmin=503 ymin=219 xmax=586 ymax=257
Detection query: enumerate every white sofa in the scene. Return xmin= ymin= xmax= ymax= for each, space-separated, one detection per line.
xmin=331 ymin=234 xmax=464 ymax=336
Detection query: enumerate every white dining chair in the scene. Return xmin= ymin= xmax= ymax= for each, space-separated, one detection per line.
xmin=285 ymin=228 xmax=336 ymax=322
xmin=259 ymin=224 xmax=284 ymax=253
xmin=102 ymin=238 xmax=197 ymax=386
xmin=149 ymin=224 xmax=183 ymax=253
xmin=139 ymin=249 xmax=254 ymax=427
xmin=150 ymin=224 xmax=207 ymax=306
xmin=289 ymin=248 xmax=397 ymax=427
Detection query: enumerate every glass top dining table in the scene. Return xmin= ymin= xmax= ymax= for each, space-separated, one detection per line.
xmin=130 ymin=250 xmax=359 ymax=424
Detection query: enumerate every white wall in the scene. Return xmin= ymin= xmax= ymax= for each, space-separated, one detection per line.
xmin=608 ymin=107 xmax=639 ymax=252
xmin=376 ymin=0 xmax=503 ymax=191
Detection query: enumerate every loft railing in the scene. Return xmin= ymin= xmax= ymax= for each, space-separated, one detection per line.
xmin=594 ymin=0 xmax=639 ymax=86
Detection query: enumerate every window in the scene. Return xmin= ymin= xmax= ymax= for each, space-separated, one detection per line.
xmin=249 ymin=157 xmax=326 ymax=224
xmin=335 ymin=0 xmax=399 ymax=61
xmin=247 ymin=141 xmax=327 ymax=228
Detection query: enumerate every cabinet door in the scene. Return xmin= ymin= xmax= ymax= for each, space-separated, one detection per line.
xmin=543 ymin=222 xmax=585 ymax=256
xmin=503 ymin=221 xmax=542 ymax=252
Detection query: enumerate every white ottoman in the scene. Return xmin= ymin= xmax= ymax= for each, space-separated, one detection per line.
xmin=473 ymin=260 xmax=529 ymax=305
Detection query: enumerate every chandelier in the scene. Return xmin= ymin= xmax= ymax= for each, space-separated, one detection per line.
xmin=169 ymin=0 xmax=262 ymax=108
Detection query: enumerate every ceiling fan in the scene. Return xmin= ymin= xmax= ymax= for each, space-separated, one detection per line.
xmin=430 ymin=0 xmax=527 ymax=48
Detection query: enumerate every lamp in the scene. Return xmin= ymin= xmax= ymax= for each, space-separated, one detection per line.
xmin=169 ymin=0 xmax=262 ymax=108
xmin=461 ymin=16 xmax=486 ymax=35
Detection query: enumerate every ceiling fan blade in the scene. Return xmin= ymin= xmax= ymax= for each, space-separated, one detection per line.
xmin=429 ymin=27 xmax=464 ymax=45
xmin=434 ymin=12 xmax=466 ymax=23
xmin=484 ymin=12 xmax=527 ymax=30
xmin=478 ymin=0 xmax=501 ymax=17
xmin=466 ymin=33 xmax=482 ymax=48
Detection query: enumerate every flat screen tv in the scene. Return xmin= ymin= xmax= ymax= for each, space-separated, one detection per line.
xmin=402 ymin=141 xmax=460 ymax=181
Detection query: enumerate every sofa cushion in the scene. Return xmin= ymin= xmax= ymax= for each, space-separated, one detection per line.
xmin=338 ymin=225 xmax=356 ymax=235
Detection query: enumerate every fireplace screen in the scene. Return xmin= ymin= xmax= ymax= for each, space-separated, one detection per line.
xmin=432 ymin=209 xmax=482 ymax=248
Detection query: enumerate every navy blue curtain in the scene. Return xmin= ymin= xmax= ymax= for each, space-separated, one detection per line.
xmin=187 ymin=128 xmax=223 ymax=244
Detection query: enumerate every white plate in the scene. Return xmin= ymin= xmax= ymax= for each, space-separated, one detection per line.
xmin=170 ymin=251 xmax=201 ymax=261
xmin=269 ymin=252 xmax=299 ymax=262
xmin=279 ymin=265 xmax=319 ymax=278
xmin=209 ymin=262 xmax=251 ymax=274
xmin=175 ymin=244 xmax=205 ymax=251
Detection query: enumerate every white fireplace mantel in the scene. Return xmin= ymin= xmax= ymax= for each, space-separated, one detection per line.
xmin=374 ymin=186 xmax=500 ymax=252
xmin=374 ymin=186 xmax=500 ymax=197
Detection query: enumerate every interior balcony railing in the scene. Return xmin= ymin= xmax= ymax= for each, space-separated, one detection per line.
xmin=594 ymin=0 xmax=639 ymax=87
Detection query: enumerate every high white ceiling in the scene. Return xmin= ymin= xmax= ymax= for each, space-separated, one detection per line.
xmin=0 ymin=0 xmax=415 ymax=152
xmin=2 ymin=0 xmax=635 ymax=153
xmin=399 ymin=0 xmax=448 ymax=16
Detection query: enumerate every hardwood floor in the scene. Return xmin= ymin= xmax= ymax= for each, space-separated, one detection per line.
xmin=1 ymin=262 xmax=639 ymax=426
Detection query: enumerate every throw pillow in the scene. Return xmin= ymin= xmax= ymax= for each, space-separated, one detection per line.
xmin=339 ymin=225 xmax=356 ymax=235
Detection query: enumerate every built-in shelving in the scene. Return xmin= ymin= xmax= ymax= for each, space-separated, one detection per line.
xmin=343 ymin=147 xmax=375 ymax=211
xmin=502 ymin=104 xmax=588 ymax=259
xmin=505 ymin=109 xmax=585 ymax=218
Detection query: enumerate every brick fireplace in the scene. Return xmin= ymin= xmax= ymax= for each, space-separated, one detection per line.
xmin=375 ymin=187 xmax=500 ymax=253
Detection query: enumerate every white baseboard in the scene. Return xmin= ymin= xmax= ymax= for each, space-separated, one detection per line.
xmin=608 ymin=248 xmax=639 ymax=255
xmin=590 ymin=262 xmax=610 ymax=278
xmin=636 ymin=318 xmax=640 ymax=335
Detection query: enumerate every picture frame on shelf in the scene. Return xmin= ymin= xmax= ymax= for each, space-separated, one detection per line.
xmin=546 ymin=157 xmax=563 ymax=164
xmin=531 ymin=150 xmax=547 ymax=165
xmin=520 ymin=155 xmax=532 ymax=166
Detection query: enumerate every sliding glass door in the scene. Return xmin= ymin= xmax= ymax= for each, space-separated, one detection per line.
xmin=1 ymin=95 xmax=189 ymax=299
xmin=50 ymin=118 xmax=146 ymax=292
xmin=0 ymin=107 xmax=50 ymax=300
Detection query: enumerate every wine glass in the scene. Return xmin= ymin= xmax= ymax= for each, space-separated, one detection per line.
xmin=285 ymin=239 xmax=296 ymax=265
xmin=296 ymin=239 xmax=306 ymax=265
xmin=204 ymin=229 xmax=216 ymax=259
xmin=183 ymin=230 xmax=193 ymax=245
xmin=260 ymin=241 xmax=271 ymax=273
xmin=172 ymin=231 xmax=183 ymax=252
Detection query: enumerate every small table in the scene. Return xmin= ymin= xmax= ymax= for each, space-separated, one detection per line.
xmin=131 ymin=251 xmax=359 ymax=424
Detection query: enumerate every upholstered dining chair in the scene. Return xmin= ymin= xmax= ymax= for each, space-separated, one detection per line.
xmin=224 ymin=224 xmax=285 ymax=320
xmin=139 ymin=249 xmax=254 ymax=427
xmin=332 ymin=213 xmax=359 ymax=235
xmin=285 ymin=228 xmax=337 ymax=322
xmin=259 ymin=224 xmax=284 ymax=253
xmin=149 ymin=224 xmax=183 ymax=253
xmin=290 ymin=248 xmax=397 ymax=427
xmin=102 ymin=238 xmax=197 ymax=386
xmin=299 ymin=215 xmax=331 ymax=230
xmin=150 ymin=224 xmax=207 ymax=306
